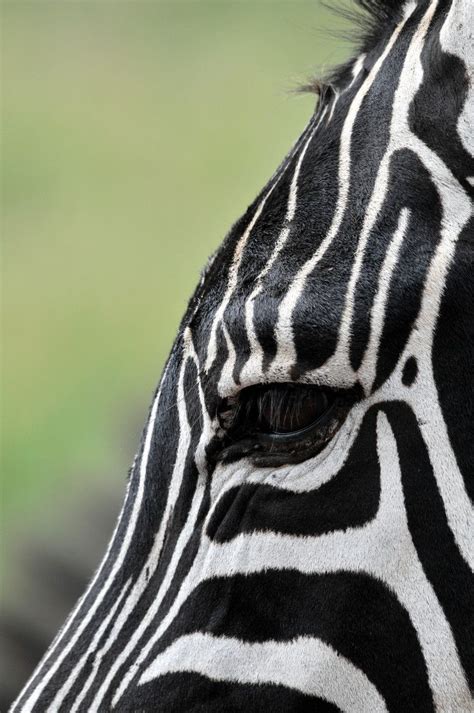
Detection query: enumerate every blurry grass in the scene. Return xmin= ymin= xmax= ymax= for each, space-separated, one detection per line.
xmin=2 ymin=1 xmax=350 ymax=582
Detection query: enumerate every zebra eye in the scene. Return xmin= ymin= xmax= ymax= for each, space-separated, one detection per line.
xmin=215 ymin=382 xmax=358 ymax=467
xmin=219 ymin=383 xmax=335 ymax=440
xmin=247 ymin=383 xmax=331 ymax=436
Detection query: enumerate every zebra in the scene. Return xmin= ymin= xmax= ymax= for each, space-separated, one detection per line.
xmin=11 ymin=0 xmax=473 ymax=710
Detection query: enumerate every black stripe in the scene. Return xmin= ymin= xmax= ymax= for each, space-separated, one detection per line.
xmin=207 ymin=408 xmax=379 ymax=541
xmin=432 ymin=217 xmax=474 ymax=502
xmin=132 ymin=672 xmax=342 ymax=713
xmin=384 ymin=401 xmax=474 ymax=688
xmin=151 ymin=570 xmax=433 ymax=713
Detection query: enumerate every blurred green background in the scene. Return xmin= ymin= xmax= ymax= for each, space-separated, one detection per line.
xmin=2 ymin=1 xmax=350 ymax=596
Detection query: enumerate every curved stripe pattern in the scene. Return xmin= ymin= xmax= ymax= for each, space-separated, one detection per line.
xmin=11 ymin=1 xmax=474 ymax=711
xmin=140 ymin=634 xmax=390 ymax=713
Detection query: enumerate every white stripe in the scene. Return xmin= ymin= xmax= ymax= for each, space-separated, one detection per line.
xmin=327 ymin=90 xmax=339 ymax=123
xmin=68 ymin=579 xmax=133 ymax=713
xmin=238 ymin=107 xmax=328 ymax=390
xmin=350 ymin=54 xmax=366 ymax=84
xmin=204 ymin=119 xmax=317 ymax=373
xmin=98 ymin=333 xmax=213 ymax=710
xmin=139 ymin=633 xmax=389 ymax=713
xmin=340 ymin=0 xmax=474 ymax=568
xmin=51 ymin=344 xmax=194 ymax=709
xmin=87 ymin=330 xmax=203 ymax=710
xmin=361 ymin=208 xmax=410 ymax=392
xmin=398 ymin=135 xmax=474 ymax=568
xmin=270 ymin=7 xmax=413 ymax=378
xmin=199 ymin=411 xmax=472 ymax=712
xmin=332 ymin=0 xmax=439 ymax=382
xmin=439 ymin=0 xmax=474 ymax=157
xmin=11 ymin=482 xmax=133 ymax=712
xmin=217 ymin=321 xmax=238 ymax=396
xmin=14 ymin=362 xmax=170 ymax=713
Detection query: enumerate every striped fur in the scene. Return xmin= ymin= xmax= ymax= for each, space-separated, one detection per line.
xmin=12 ymin=1 xmax=473 ymax=711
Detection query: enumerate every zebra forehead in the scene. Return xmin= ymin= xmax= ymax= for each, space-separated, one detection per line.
xmin=194 ymin=6 xmax=470 ymax=290
xmin=185 ymin=0 xmax=472 ymax=390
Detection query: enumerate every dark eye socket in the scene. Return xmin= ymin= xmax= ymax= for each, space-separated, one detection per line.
xmin=219 ymin=383 xmax=334 ymax=439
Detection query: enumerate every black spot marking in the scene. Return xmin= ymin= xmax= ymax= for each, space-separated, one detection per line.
xmin=402 ymin=356 xmax=418 ymax=386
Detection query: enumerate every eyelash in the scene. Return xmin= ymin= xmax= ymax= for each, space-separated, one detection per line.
xmin=214 ymin=383 xmax=357 ymax=467
xmin=222 ymin=384 xmax=332 ymax=434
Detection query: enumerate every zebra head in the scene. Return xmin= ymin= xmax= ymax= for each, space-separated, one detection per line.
xmin=13 ymin=1 xmax=473 ymax=711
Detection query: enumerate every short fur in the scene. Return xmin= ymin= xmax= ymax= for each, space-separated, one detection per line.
xmin=11 ymin=1 xmax=473 ymax=711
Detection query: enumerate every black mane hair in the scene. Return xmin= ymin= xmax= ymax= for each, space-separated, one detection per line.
xmin=301 ymin=0 xmax=415 ymax=94
xmin=333 ymin=0 xmax=412 ymax=43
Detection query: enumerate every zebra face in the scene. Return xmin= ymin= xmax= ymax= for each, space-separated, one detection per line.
xmin=13 ymin=1 xmax=473 ymax=712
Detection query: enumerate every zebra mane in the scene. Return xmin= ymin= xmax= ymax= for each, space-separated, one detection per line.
xmin=354 ymin=0 xmax=410 ymax=21
xmin=301 ymin=0 xmax=414 ymax=94
xmin=343 ymin=0 xmax=413 ymax=41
